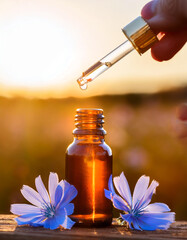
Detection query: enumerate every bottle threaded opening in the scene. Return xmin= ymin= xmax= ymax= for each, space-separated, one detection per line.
xmin=73 ymin=108 xmax=106 ymax=135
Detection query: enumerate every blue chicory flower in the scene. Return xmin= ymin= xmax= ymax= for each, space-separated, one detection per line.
xmin=105 ymin=172 xmax=175 ymax=230
xmin=10 ymin=172 xmax=78 ymax=230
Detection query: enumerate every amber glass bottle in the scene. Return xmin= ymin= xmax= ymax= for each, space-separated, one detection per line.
xmin=65 ymin=108 xmax=112 ymax=227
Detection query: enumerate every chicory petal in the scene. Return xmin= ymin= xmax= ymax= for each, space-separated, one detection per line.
xmin=132 ymin=175 xmax=150 ymax=209
xmin=35 ymin=175 xmax=50 ymax=204
xmin=64 ymin=203 xmax=74 ymax=216
xmin=104 ymin=189 xmax=113 ymax=200
xmin=10 ymin=204 xmax=41 ymax=215
xmin=120 ymin=213 xmax=134 ymax=229
xmin=131 ymin=218 xmax=142 ymax=230
xmin=108 ymin=175 xmax=116 ymax=195
xmin=59 ymin=183 xmax=78 ymax=208
xmin=137 ymin=212 xmax=175 ymax=230
xmin=144 ymin=203 xmax=171 ymax=213
xmin=113 ymin=194 xmax=130 ymax=212
xmin=15 ymin=214 xmax=43 ymax=225
xmin=54 ymin=185 xmax=63 ymax=207
xmin=114 ymin=172 xmax=132 ymax=207
xmin=61 ymin=216 xmax=76 ymax=229
xmin=48 ymin=172 xmax=59 ymax=205
xmin=21 ymin=185 xmax=43 ymax=208
xmin=138 ymin=180 xmax=159 ymax=210
xmin=44 ymin=217 xmax=59 ymax=230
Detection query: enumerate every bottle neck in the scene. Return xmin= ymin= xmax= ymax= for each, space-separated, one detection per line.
xmin=73 ymin=135 xmax=105 ymax=144
xmin=73 ymin=108 xmax=106 ymax=139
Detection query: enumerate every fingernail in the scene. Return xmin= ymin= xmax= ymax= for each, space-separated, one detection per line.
xmin=141 ymin=0 xmax=157 ymax=20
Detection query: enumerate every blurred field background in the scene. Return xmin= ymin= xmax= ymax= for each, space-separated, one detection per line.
xmin=0 ymin=88 xmax=187 ymax=220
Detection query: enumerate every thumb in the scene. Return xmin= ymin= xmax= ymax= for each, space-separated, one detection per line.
xmin=141 ymin=0 xmax=187 ymax=32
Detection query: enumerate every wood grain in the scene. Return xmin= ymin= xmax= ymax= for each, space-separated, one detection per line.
xmin=0 ymin=215 xmax=186 ymax=240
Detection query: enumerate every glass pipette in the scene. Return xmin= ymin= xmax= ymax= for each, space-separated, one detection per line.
xmin=77 ymin=16 xmax=158 ymax=90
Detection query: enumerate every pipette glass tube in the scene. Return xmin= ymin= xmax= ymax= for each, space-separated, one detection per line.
xmin=77 ymin=40 xmax=134 ymax=90
xmin=77 ymin=16 xmax=158 ymax=90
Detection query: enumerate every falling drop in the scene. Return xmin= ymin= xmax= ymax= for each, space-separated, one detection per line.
xmin=80 ymin=83 xmax=88 ymax=90
xmin=77 ymin=61 xmax=109 ymax=91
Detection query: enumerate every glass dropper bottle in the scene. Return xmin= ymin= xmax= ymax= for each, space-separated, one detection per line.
xmin=77 ymin=16 xmax=158 ymax=90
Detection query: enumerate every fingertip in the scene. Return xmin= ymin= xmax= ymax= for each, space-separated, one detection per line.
xmin=177 ymin=104 xmax=187 ymax=121
xmin=151 ymin=48 xmax=163 ymax=62
xmin=150 ymin=31 xmax=187 ymax=61
xmin=141 ymin=1 xmax=155 ymax=20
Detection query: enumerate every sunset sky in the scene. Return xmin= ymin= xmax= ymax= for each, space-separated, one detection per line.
xmin=0 ymin=0 xmax=186 ymax=98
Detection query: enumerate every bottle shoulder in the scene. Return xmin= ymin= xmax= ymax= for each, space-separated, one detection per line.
xmin=66 ymin=140 xmax=112 ymax=157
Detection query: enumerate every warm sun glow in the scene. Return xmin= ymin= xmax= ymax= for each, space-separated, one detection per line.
xmin=0 ymin=16 xmax=75 ymax=89
xmin=0 ymin=0 xmax=186 ymax=98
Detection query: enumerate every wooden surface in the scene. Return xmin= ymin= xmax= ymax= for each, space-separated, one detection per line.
xmin=0 ymin=215 xmax=187 ymax=240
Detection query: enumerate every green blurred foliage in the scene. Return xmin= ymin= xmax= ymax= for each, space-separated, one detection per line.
xmin=0 ymin=92 xmax=187 ymax=220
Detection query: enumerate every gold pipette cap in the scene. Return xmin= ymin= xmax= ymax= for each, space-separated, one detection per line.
xmin=122 ymin=16 xmax=158 ymax=55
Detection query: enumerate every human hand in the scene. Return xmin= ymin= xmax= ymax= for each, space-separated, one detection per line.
xmin=141 ymin=0 xmax=187 ymax=61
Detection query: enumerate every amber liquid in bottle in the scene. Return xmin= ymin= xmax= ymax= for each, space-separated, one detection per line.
xmin=65 ymin=109 xmax=112 ymax=227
